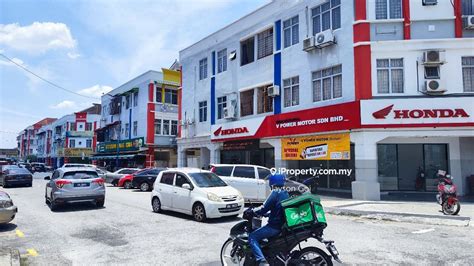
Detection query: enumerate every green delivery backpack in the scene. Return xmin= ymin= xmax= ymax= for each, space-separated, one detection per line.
xmin=281 ymin=194 xmax=327 ymax=229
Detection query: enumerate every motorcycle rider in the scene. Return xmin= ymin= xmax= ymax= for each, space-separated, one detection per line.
xmin=248 ymin=173 xmax=289 ymax=265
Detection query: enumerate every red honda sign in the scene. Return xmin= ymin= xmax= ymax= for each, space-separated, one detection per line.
xmin=373 ymin=105 xmax=470 ymax=119
xmin=213 ymin=126 xmax=249 ymax=137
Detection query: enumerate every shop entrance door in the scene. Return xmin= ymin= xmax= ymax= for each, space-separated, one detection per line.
xmin=397 ymin=144 xmax=424 ymax=191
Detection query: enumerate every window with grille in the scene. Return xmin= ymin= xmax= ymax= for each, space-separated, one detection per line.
xmin=217 ymin=96 xmax=227 ymax=119
xmin=257 ymin=86 xmax=273 ymax=114
xmin=241 ymin=37 xmax=255 ymax=66
xmin=156 ymin=86 xmax=162 ymax=103
xmin=163 ymin=120 xmax=170 ymax=135
xmin=199 ymin=101 xmax=207 ymax=122
xmin=257 ymin=28 xmax=273 ymax=59
xmin=125 ymin=95 xmax=131 ymax=109
xmin=283 ymin=76 xmax=299 ymax=107
xmin=199 ymin=58 xmax=208 ymax=80
xmin=376 ymin=58 xmax=404 ymax=93
xmin=283 ymin=16 xmax=299 ymax=48
xmin=462 ymin=56 xmax=474 ymax=92
xmin=375 ymin=0 xmax=402 ymax=20
xmin=154 ymin=119 xmax=162 ymax=135
xmin=133 ymin=91 xmax=138 ymax=106
xmin=240 ymin=90 xmax=254 ymax=117
xmin=462 ymin=0 xmax=474 ymax=27
xmin=217 ymin=49 xmax=227 ymax=73
xmin=312 ymin=65 xmax=342 ymax=102
xmin=312 ymin=0 xmax=341 ymax=35
xmin=133 ymin=121 xmax=138 ymax=136
xmin=171 ymin=120 xmax=178 ymax=136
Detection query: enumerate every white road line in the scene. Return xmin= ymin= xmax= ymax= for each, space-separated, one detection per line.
xmin=411 ymin=228 xmax=435 ymax=234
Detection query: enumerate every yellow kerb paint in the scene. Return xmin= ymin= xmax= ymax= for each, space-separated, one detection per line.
xmin=15 ymin=230 xmax=24 ymax=238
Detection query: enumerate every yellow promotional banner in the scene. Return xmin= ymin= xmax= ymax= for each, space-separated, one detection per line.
xmin=281 ymin=133 xmax=350 ymax=160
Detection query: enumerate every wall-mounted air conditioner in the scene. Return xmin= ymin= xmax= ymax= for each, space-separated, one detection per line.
xmin=466 ymin=15 xmax=474 ymax=29
xmin=315 ymin=29 xmax=336 ymax=48
xmin=267 ymin=85 xmax=280 ymax=97
xmin=303 ymin=36 xmax=316 ymax=52
xmin=422 ymin=0 xmax=437 ymax=5
xmin=422 ymin=50 xmax=445 ymax=65
xmin=424 ymin=79 xmax=446 ymax=94
xmin=223 ymin=105 xmax=236 ymax=120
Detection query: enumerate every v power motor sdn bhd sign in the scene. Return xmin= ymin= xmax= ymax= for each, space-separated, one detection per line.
xmin=281 ymin=133 xmax=351 ymax=160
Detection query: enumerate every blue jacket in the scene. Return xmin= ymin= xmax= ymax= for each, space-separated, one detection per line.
xmin=255 ymin=189 xmax=289 ymax=229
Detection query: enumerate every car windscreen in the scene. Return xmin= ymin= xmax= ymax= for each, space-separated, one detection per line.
xmin=189 ymin=172 xmax=227 ymax=188
xmin=7 ymin=168 xmax=30 ymax=175
xmin=62 ymin=171 xmax=99 ymax=179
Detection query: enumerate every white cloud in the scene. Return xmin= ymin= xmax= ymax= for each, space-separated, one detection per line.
xmin=0 ymin=57 xmax=26 ymax=67
xmin=50 ymin=100 xmax=77 ymax=109
xmin=77 ymin=84 xmax=113 ymax=98
xmin=0 ymin=22 xmax=77 ymax=54
xmin=67 ymin=52 xmax=81 ymax=59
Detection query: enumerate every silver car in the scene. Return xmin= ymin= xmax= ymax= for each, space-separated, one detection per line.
xmin=105 ymin=168 xmax=140 ymax=186
xmin=0 ymin=191 xmax=17 ymax=224
xmin=44 ymin=167 xmax=106 ymax=211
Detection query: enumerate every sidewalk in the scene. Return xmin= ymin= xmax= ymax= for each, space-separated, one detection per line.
xmin=0 ymin=249 xmax=20 ymax=266
xmin=320 ymin=196 xmax=473 ymax=227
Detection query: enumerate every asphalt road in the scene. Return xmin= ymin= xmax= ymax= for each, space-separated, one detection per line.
xmin=0 ymin=173 xmax=473 ymax=265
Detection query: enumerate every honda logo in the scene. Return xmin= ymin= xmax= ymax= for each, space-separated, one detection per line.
xmin=213 ymin=126 xmax=249 ymax=137
xmin=372 ymin=105 xmax=470 ymax=119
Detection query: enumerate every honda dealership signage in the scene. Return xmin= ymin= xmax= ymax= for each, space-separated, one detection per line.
xmin=361 ymin=98 xmax=474 ymax=126
xmin=211 ymin=102 xmax=360 ymax=141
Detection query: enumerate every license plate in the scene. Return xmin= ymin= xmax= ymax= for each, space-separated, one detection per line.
xmin=74 ymin=183 xmax=90 ymax=187
xmin=226 ymin=203 xmax=238 ymax=208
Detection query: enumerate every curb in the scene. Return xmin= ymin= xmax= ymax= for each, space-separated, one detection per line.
xmin=0 ymin=249 xmax=20 ymax=266
xmin=325 ymin=207 xmax=471 ymax=227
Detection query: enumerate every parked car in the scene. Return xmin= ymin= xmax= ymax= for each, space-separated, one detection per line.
xmin=62 ymin=163 xmax=91 ymax=168
xmin=31 ymin=162 xmax=49 ymax=173
xmin=151 ymin=168 xmax=244 ymax=222
xmin=17 ymin=162 xmax=33 ymax=172
xmin=95 ymin=168 xmax=110 ymax=181
xmin=118 ymin=174 xmax=135 ymax=189
xmin=0 ymin=191 xmax=17 ymax=224
xmin=132 ymin=168 xmax=166 ymax=192
xmin=44 ymin=167 xmax=105 ymax=211
xmin=210 ymin=164 xmax=308 ymax=202
xmin=105 ymin=168 xmax=140 ymax=186
xmin=0 ymin=166 xmax=33 ymax=188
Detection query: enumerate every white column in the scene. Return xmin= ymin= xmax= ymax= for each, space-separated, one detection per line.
xmin=209 ymin=144 xmax=221 ymax=165
xmin=177 ymin=146 xmax=186 ymax=167
xmin=351 ymin=132 xmax=381 ymax=200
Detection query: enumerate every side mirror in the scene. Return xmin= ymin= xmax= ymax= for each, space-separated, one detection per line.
xmin=182 ymin=183 xmax=192 ymax=190
xmin=44 ymin=176 xmax=51 ymax=180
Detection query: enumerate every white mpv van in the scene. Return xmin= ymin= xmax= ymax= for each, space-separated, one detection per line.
xmin=151 ymin=168 xmax=244 ymax=222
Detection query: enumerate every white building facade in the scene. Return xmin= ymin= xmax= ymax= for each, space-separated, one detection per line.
xmin=178 ymin=0 xmax=474 ymax=199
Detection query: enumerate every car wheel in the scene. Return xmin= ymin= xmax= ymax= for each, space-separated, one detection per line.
xmin=124 ymin=181 xmax=132 ymax=189
xmin=152 ymin=197 xmax=161 ymax=213
xmin=3 ymin=183 xmax=8 ymax=188
xmin=112 ymin=180 xmax=118 ymax=186
xmin=192 ymin=203 xmax=207 ymax=222
xmin=96 ymin=199 xmax=105 ymax=208
xmin=140 ymin=182 xmax=150 ymax=192
xmin=50 ymin=200 xmax=58 ymax=211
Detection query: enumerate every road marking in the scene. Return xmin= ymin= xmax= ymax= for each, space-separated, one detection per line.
xmin=411 ymin=228 xmax=435 ymax=234
xmin=26 ymin=249 xmax=38 ymax=257
xmin=15 ymin=229 xmax=25 ymax=238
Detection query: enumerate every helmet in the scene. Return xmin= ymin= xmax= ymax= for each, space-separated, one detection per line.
xmin=269 ymin=174 xmax=286 ymax=187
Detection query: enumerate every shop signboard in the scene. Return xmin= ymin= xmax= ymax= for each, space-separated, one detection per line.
xmin=223 ymin=139 xmax=260 ymax=151
xmin=361 ymin=98 xmax=474 ymax=127
xmin=281 ymin=133 xmax=350 ymax=160
xmin=97 ymin=137 xmax=144 ymax=153
xmin=64 ymin=148 xmax=93 ymax=158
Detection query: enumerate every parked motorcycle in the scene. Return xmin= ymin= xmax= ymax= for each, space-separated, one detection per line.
xmin=220 ymin=206 xmax=340 ymax=265
xmin=436 ymin=170 xmax=461 ymax=215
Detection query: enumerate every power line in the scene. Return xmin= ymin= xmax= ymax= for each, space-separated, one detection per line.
xmin=0 ymin=53 xmax=99 ymax=100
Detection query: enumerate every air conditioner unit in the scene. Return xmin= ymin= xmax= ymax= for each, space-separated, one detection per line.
xmin=422 ymin=0 xmax=437 ymax=5
xmin=315 ymin=29 xmax=335 ymax=48
xmin=424 ymin=79 xmax=446 ymax=94
xmin=422 ymin=50 xmax=445 ymax=65
xmin=267 ymin=85 xmax=280 ymax=97
xmin=303 ymin=36 xmax=316 ymax=52
xmin=223 ymin=106 xmax=236 ymax=120
xmin=466 ymin=15 xmax=474 ymax=29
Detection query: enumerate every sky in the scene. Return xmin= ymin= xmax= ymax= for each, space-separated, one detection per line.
xmin=0 ymin=0 xmax=269 ymax=148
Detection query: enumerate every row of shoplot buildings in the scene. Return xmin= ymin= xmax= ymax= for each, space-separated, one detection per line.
xmin=18 ymin=0 xmax=474 ymax=200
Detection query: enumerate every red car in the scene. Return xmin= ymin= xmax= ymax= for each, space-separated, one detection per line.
xmin=117 ymin=168 xmax=150 ymax=189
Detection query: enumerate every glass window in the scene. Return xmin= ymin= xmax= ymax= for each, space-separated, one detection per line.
xmin=257 ymin=28 xmax=273 ymax=59
xmin=424 ymin=66 xmax=440 ymax=79
xmin=199 ymin=58 xmax=208 ymax=80
xmin=62 ymin=171 xmax=99 ymax=180
xmin=283 ymin=76 xmax=299 ymax=107
xmin=156 ymin=87 xmax=162 ymax=103
xmin=377 ymin=144 xmax=398 ymax=191
xmin=85 ymin=122 xmax=92 ymax=131
xmin=163 ymin=120 xmax=170 ymax=135
xmin=241 ymin=37 xmax=255 ymax=66
xmin=257 ymin=85 xmax=273 ymax=114
xmin=69 ymin=139 xmax=75 ymax=148
xmin=217 ymin=96 xmax=227 ymax=120
xmin=257 ymin=168 xmax=271 ymax=179
xmin=154 ymin=119 xmax=162 ymax=135
xmin=312 ymin=0 xmax=340 ymax=35
xmin=312 ymin=65 xmax=342 ymax=102
xmin=175 ymin=174 xmax=191 ymax=188
xmin=462 ymin=56 xmax=474 ymax=92
xmin=124 ymin=123 xmax=129 ymax=137
xmin=217 ymin=49 xmax=227 ymax=73
xmin=376 ymin=0 xmax=402 ymax=20
xmin=160 ymin=172 xmax=174 ymax=185
xmin=133 ymin=91 xmax=138 ymax=106
xmin=171 ymin=120 xmax=178 ymax=136
xmin=199 ymin=101 xmax=207 ymax=122
xmin=213 ymin=166 xmax=233 ymax=176
xmin=164 ymin=89 xmax=178 ymax=105
xmin=377 ymin=58 xmax=404 ymax=93
xmin=133 ymin=121 xmax=138 ymax=136
xmin=240 ymin=89 xmax=254 ymax=117
xmin=86 ymin=139 xmax=92 ymax=148
xmin=233 ymin=166 xmax=256 ymax=179
xmin=125 ymin=94 xmax=131 ymax=109
xmin=283 ymin=15 xmax=299 ymax=48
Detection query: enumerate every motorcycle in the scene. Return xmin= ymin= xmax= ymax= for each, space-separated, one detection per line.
xmin=436 ymin=170 xmax=461 ymax=215
xmin=220 ymin=207 xmax=340 ymax=265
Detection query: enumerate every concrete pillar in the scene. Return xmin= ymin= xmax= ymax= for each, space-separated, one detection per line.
xmin=177 ymin=147 xmax=187 ymax=168
xmin=351 ymin=132 xmax=381 ymax=200
xmin=210 ymin=144 xmax=221 ymax=165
